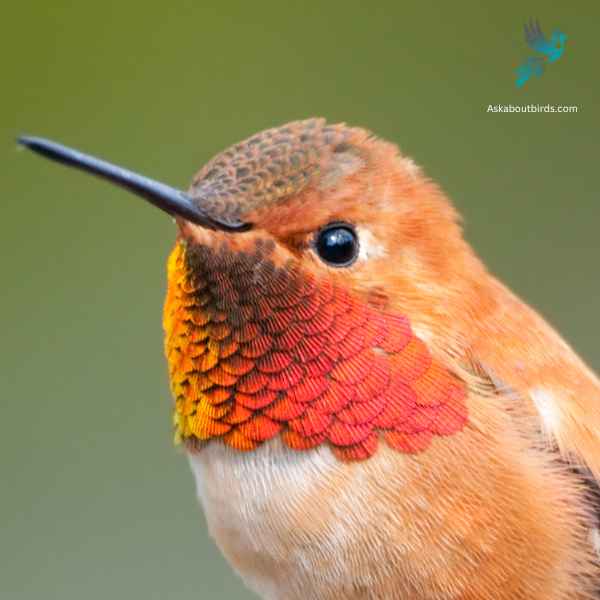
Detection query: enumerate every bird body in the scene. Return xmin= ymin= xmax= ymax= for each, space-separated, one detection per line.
xmin=188 ymin=428 xmax=592 ymax=599
xmin=515 ymin=56 xmax=545 ymax=88
xmin=20 ymin=119 xmax=600 ymax=599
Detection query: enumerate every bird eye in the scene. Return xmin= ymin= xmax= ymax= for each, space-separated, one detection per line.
xmin=314 ymin=223 xmax=359 ymax=267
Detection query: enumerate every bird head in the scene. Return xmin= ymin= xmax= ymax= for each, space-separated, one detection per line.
xmin=163 ymin=119 xmax=471 ymax=459
xmin=19 ymin=119 xmax=473 ymax=461
xmin=176 ymin=119 xmax=473 ymax=328
xmin=551 ymin=30 xmax=567 ymax=47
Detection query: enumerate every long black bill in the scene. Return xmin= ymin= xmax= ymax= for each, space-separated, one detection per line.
xmin=17 ymin=136 xmax=250 ymax=232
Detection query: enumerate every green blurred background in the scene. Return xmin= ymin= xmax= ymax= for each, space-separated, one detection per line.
xmin=1 ymin=1 xmax=598 ymax=598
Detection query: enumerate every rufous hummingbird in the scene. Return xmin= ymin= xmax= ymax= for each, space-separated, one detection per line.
xmin=19 ymin=119 xmax=600 ymax=599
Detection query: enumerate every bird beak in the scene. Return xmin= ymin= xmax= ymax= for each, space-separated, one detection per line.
xmin=17 ymin=136 xmax=251 ymax=233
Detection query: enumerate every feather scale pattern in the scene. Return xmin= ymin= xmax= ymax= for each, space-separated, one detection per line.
xmin=164 ymin=239 xmax=467 ymax=461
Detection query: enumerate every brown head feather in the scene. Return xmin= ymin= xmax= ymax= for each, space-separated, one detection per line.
xmin=188 ymin=119 xmax=369 ymax=227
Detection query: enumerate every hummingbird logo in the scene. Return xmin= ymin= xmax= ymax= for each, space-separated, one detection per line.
xmin=515 ymin=18 xmax=567 ymax=88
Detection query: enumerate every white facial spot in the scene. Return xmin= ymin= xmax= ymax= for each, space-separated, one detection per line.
xmin=412 ymin=325 xmax=434 ymax=345
xmin=530 ymin=388 xmax=561 ymax=436
xmin=357 ymin=227 xmax=387 ymax=262
xmin=401 ymin=157 xmax=421 ymax=180
xmin=589 ymin=528 xmax=600 ymax=557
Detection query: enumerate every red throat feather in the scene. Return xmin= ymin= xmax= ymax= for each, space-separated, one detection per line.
xmin=164 ymin=238 xmax=468 ymax=461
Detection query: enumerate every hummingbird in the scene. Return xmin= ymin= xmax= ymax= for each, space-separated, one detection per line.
xmin=515 ymin=19 xmax=567 ymax=88
xmin=19 ymin=119 xmax=600 ymax=599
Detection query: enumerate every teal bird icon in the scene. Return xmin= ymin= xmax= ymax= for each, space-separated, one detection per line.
xmin=515 ymin=18 xmax=567 ymax=88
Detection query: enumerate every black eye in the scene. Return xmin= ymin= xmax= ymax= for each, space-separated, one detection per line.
xmin=314 ymin=223 xmax=359 ymax=267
